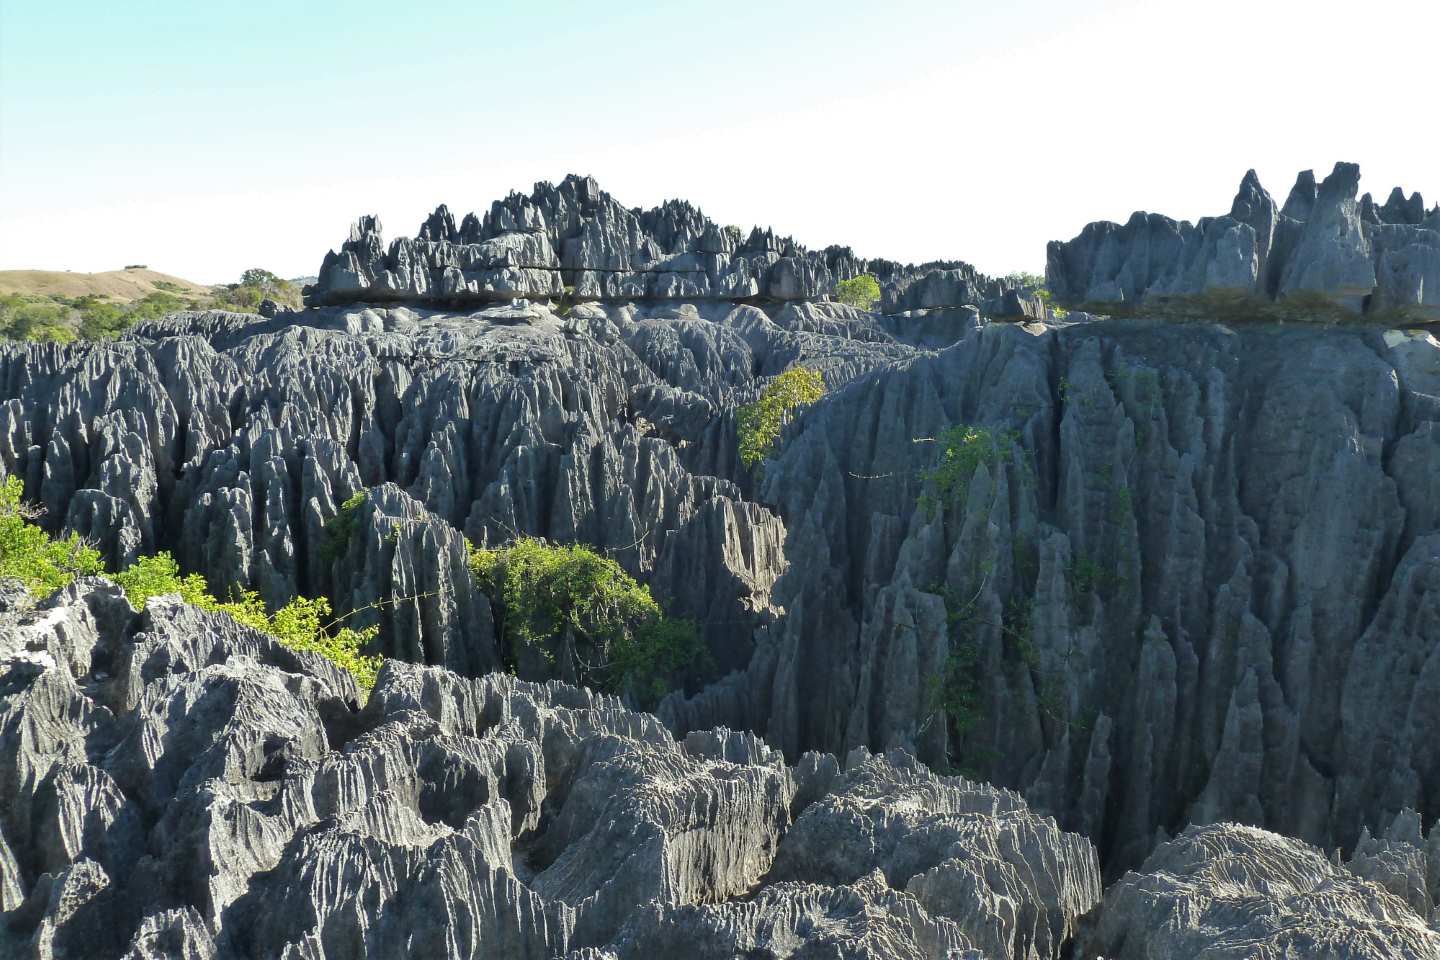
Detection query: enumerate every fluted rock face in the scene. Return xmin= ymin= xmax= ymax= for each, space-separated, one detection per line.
xmin=0 ymin=582 xmax=1099 ymax=959
xmin=308 ymin=175 xmax=1012 ymax=309
xmin=584 ymin=872 xmax=980 ymax=960
xmin=1047 ymin=162 xmax=1440 ymax=318
xmin=661 ymin=318 xmax=1440 ymax=876
xmin=1074 ymin=822 xmax=1440 ymax=959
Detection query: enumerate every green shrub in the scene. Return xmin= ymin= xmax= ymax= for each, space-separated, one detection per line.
xmin=213 ymin=268 xmax=302 ymax=313
xmin=0 ymin=294 xmax=77 ymax=342
xmin=111 ymin=551 xmax=214 ymax=609
xmin=0 ymin=476 xmax=103 ymax=595
xmin=262 ymin=596 xmax=382 ymax=692
xmin=926 ymin=636 xmax=981 ymax=738
xmin=736 ymin=366 xmax=827 ymax=469
xmin=113 ymin=551 xmax=381 ymax=692
xmin=1035 ymin=288 xmax=1068 ymax=319
xmin=1002 ymin=272 xmax=1045 ymax=289
xmin=320 ymin=490 xmax=368 ymax=565
xmin=469 ymin=537 xmax=704 ymax=706
xmin=834 ymin=273 xmax=881 ymax=310
xmin=0 ymin=479 xmax=380 ymax=693
xmin=918 ymin=425 xmax=1017 ymax=518
xmin=0 ymin=289 xmax=215 ymax=343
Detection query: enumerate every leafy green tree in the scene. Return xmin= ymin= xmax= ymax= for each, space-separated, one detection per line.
xmin=0 ymin=477 xmax=103 ymax=594
xmin=469 ymin=537 xmax=704 ymax=706
xmin=240 ymin=268 xmax=282 ymax=290
xmin=1002 ymin=272 xmax=1046 ymax=289
xmin=214 ymin=268 xmax=302 ymax=313
xmin=834 ymin=273 xmax=881 ymax=310
xmin=737 ymin=366 xmax=827 ymax=468
xmin=0 ymin=295 xmax=76 ymax=342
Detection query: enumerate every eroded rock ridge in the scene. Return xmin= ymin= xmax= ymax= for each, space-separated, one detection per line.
xmin=309 ymin=173 xmax=1019 ymax=311
xmin=1047 ymin=162 xmax=1440 ymax=318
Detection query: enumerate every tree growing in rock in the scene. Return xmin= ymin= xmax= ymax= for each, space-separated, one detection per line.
xmin=469 ymin=537 xmax=704 ymax=707
xmin=0 ymin=476 xmax=102 ymax=593
xmin=737 ymin=366 xmax=827 ymax=469
xmin=834 ymin=273 xmax=881 ymax=310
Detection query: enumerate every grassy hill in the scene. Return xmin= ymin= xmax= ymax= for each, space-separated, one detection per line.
xmin=0 ymin=267 xmax=214 ymax=302
xmin=0 ymin=266 xmax=302 ymax=342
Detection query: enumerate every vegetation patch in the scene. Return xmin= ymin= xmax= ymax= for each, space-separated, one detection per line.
xmin=918 ymin=425 xmax=1018 ymax=518
xmin=1036 ymin=288 xmax=1068 ymax=319
xmin=1067 ymin=288 xmax=1428 ymax=326
xmin=0 ymin=267 xmax=303 ymax=343
xmin=0 ymin=477 xmax=104 ymax=593
xmin=211 ymin=268 xmax=303 ymax=314
xmin=113 ymin=553 xmax=381 ymax=690
xmin=0 ymin=475 xmax=381 ymax=692
xmin=736 ymin=366 xmax=827 ymax=469
xmin=1002 ymin=273 xmax=1067 ymax=319
xmin=320 ymin=490 xmax=368 ymax=565
xmin=926 ymin=640 xmax=982 ymax=741
xmin=833 ymin=273 xmax=881 ymax=310
xmin=469 ymin=537 xmax=705 ymax=708
xmin=1068 ymin=551 xmax=1126 ymax=599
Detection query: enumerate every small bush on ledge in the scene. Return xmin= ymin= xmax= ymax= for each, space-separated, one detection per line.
xmin=0 ymin=477 xmax=104 ymax=594
xmin=918 ymin=425 xmax=1019 ymax=519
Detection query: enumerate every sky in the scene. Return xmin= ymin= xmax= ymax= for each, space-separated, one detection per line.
xmin=2 ymin=0 xmax=1438 ymax=285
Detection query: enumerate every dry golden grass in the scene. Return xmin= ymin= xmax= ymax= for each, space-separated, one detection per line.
xmin=0 ymin=268 xmax=213 ymax=303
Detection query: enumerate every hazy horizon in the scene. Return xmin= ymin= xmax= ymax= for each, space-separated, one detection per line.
xmin=3 ymin=0 xmax=1438 ymax=285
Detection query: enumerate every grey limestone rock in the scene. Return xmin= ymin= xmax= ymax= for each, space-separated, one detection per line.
xmin=655 ymin=316 xmax=1440 ymax=881
xmin=590 ymin=871 xmax=979 ymax=960
xmin=1047 ymin=162 xmax=1440 ymax=319
xmin=1073 ymin=822 xmax=1440 ymax=959
xmin=308 ymin=175 xmax=1017 ymax=313
xmin=0 ymin=583 xmax=1098 ymax=960
xmin=769 ymin=748 xmax=1102 ymax=960
xmin=6 ymin=169 xmax=1440 ymax=958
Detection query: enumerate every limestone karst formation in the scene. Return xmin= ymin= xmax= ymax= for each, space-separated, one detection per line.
xmin=1047 ymin=161 xmax=1440 ymax=318
xmin=308 ymin=173 xmax=1019 ymax=313
xmin=3 ymin=167 xmax=1440 ymax=958
xmin=4 ymin=582 xmax=1437 ymax=958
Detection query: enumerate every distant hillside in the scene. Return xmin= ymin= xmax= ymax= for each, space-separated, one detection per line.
xmin=0 ymin=266 xmax=302 ymax=342
xmin=0 ymin=267 xmax=214 ymax=302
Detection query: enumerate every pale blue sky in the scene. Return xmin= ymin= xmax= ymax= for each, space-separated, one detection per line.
xmin=2 ymin=0 xmax=1437 ymax=283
